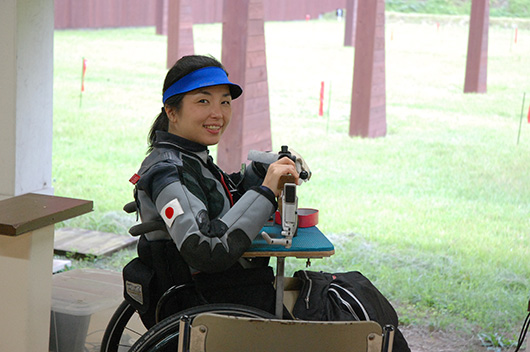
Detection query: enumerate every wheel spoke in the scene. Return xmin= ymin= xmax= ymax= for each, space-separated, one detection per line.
xmin=124 ymin=326 xmax=144 ymax=337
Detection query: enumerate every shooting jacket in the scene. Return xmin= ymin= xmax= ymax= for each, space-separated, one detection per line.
xmin=133 ymin=131 xmax=277 ymax=273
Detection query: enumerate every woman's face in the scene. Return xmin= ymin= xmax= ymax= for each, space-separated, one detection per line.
xmin=166 ymin=85 xmax=232 ymax=146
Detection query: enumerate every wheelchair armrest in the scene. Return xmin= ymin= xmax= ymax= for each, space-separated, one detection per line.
xmin=128 ymin=220 xmax=166 ymax=236
xmin=123 ymin=201 xmax=137 ymax=214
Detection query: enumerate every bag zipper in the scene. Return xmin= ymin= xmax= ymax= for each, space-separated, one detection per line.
xmin=301 ymin=270 xmax=312 ymax=309
xmin=329 ymin=283 xmax=370 ymax=321
xmin=328 ymin=287 xmax=360 ymax=320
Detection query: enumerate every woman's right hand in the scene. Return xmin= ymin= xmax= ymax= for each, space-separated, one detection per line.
xmin=261 ymin=157 xmax=299 ymax=197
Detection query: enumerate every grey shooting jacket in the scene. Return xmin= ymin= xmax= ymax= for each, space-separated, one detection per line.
xmin=134 ymin=131 xmax=277 ymax=273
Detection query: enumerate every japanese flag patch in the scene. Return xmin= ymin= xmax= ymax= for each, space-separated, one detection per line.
xmin=160 ymin=198 xmax=184 ymax=228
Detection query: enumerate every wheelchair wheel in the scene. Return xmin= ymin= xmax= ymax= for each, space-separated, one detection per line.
xmin=128 ymin=303 xmax=276 ymax=352
xmin=100 ymin=300 xmax=147 ymax=352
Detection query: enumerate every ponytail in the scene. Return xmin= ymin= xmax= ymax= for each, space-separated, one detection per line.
xmin=147 ymin=108 xmax=169 ymax=153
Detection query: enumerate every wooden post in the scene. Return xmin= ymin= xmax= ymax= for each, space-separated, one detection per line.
xmin=166 ymin=0 xmax=194 ymax=68
xmin=464 ymin=0 xmax=489 ymax=93
xmin=349 ymin=0 xmax=387 ymax=138
xmin=344 ymin=0 xmax=358 ymax=47
xmin=156 ymin=0 xmax=168 ymax=35
xmin=218 ymin=0 xmax=272 ymax=172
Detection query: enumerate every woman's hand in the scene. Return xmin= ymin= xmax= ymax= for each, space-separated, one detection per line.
xmin=261 ymin=157 xmax=299 ymax=197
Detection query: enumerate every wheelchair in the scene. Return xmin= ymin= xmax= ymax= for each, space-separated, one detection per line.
xmin=100 ymin=202 xmax=278 ymax=351
xmin=100 ymin=202 xmax=395 ymax=352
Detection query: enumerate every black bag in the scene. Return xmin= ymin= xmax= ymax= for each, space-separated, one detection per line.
xmin=123 ymin=237 xmax=198 ymax=328
xmin=123 ymin=257 xmax=155 ymax=315
xmin=292 ymin=270 xmax=410 ymax=352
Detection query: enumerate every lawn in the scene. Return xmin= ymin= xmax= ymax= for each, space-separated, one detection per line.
xmin=53 ymin=13 xmax=530 ymax=346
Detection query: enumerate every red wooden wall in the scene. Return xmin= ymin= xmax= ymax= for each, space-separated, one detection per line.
xmin=54 ymin=0 xmax=347 ymax=29
xmin=54 ymin=0 xmax=157 ymax=29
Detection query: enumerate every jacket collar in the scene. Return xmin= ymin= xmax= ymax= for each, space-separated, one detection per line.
xmin=153 ymin=131 xmax=211 ymax=164
xmin=154 ymin=131 xmax=208 ymax=153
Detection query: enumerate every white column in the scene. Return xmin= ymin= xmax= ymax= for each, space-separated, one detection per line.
xmin=0 ymin=227 xmax=54 ymax=352
xmin=0 ymin=0 xmax=54 ymax=199
xmin=0 ymin=0 xmax=55 ymax=350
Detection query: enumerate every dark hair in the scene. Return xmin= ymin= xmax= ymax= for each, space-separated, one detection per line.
xmin=147 ymin=55 xmax=227 ymax=152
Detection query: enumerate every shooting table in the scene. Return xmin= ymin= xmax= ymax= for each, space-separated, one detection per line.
xmin=0 ymin=193 xmax=92 ymax=352
xmin=243 ymin=224 xmax=335 ymax=318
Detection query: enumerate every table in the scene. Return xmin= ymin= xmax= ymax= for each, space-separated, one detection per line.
xmin=243 ymin=224 xmax=335 ymax=317
xmin=0 ymin=193 xmax=92 ymax=352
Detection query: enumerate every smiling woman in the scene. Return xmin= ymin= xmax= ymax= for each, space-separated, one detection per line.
xmin=166 ymin=85 xmax=233 ymax=146
xmin=147 ymin=56 xmax=239 ymax=152
xmin=122 ymin=54 xmax=299 ymax=329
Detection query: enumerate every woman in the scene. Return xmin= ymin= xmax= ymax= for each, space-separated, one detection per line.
xmin=123 ymin=55 xmax=298 ymax=328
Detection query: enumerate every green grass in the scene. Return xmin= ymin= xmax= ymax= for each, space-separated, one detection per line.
xmin=386 ymin=0 xmax=529 ymax=18
xmin=53 ymin=15 xmax=530 ymax=343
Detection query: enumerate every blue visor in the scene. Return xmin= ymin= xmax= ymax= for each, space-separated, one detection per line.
xmin=162 ymin=66 xmax=243 ymax=103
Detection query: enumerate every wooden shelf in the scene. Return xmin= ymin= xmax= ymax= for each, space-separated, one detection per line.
xmin=0 ymin=193 xmax=93 ymax=236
